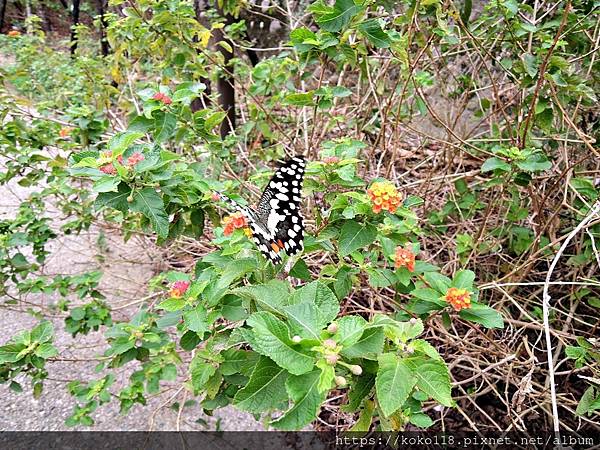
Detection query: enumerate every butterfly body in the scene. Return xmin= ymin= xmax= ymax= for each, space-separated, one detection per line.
xmin=216 ymin=155 xmax=306 ymax=263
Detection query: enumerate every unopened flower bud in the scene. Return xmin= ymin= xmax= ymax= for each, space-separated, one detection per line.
xmin=409 ymin=317 xmax=418 ymax=324
xmin=323 ymin=339 xmax=336 ymax=349
xmin=292 ymin=335 xmax=302 ymax=343
xmin=327 ymin=323 xmax=338 ymax=333
xmin=349 ymin=364 xmax=362 ymax=375
xmin=325 ymin=354 xmax=339 ymax=366
xmin=334 ymin=376 xmax=347 ymax=387
xmin=127 ymin=195 xmax=134 ymax=203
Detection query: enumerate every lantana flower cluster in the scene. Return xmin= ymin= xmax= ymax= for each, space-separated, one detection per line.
xmin=99 ymin=151 xmax=145 ymax=175
xmin=223 ymin=212 xmax=252 ymax=237
xmin=152 ymin=92 xmax=172 ymax=105
xmin=169 ymin=281 xmax=190 ymax=298
xmin=394 ymin=246 xmax=415 ymax=272
xmin=445 ymin=287 xmax=472 ymax=311
xmin=367 ymin=181 xmax=402 ymax=214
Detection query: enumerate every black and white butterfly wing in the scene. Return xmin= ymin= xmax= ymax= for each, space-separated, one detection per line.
xmin=255 ymin=155 xmax=306 ymax=257
xmin=215 ymin=155 xmax=306 ymax=264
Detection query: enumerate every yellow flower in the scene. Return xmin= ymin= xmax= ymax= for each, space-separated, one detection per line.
xmin=445 ymin=287 xmax=472 ymax=311
xmin=367 ymin=181 xmax=402 ymax=214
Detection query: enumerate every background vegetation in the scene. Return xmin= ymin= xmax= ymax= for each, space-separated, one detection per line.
xmin=0 ymin=0 xmax=599 ymax=433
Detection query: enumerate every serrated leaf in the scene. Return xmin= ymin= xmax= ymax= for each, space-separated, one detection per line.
xmin=183 ymin=306 xmax=208 ymax=333
xmin=31 ymin=321 xmax=54 ymax=343
xmin=459 ymin=302 xmax=504 ymax=329
xmin=190 ymin=356 xmax=216 ymax=394
xmin=232 ymin=279 xmax=292 ymax=314
xmin=246 ymin=312 xmax=314 ymax=375
xmin=271 ymin=370 xmax=325 ymax=430
xmin=316 ymin=0 xmax=360 ymax=32
xmin=234 ymin=356 xmax=289 ymax=413
xmin=94 ymin=183 xmax=131 ymax=213
xmin=452 ymin=270 xmax=475 ymax=289
xmin=129 ymin=188 xmax=169 ymax=238
xmin=376 ymin=353 xmax=416 ymax=417
xmin=339 ymin=221 xmax=377 ymax=257
xmin=404 ymin=357 xmax=453 ymax=407
xmin=481 ymin=157 xmax=511 ymax=172
xmin=289 ymin=281 xmax=339 ymax=327
xmin=358 ymin=19 xmax=390 ymax=48
xmin=153 ymin=112 xmax=177 ymax=143
xmin=335 ymin=315 xmax=367 ymax=348
xmin=108 ymin=131 xmax=144 ymax=156
xmin=342 ymin=327 xmax=384 ymax=359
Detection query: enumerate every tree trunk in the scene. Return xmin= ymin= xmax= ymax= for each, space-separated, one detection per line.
xmin=98 ymin=0 xmax=110 ymax=56
xmin=70 ymin=0 xmax=81 ymax=54
xmin=214 ymin=10 xmax=235 ymax=138
xmin=0 ymin=0 xmax=7 ymax=33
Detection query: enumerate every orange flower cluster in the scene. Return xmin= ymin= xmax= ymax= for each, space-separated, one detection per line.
xmin=367 ymin=181 xmax=402 ymax=214
xmin=394 ymin=247 xmax=415 ymax=272
xmin=223 ymin=212 xmax=252 ymax=237
xmin=445 ymin=287 xmax=472 ymax=312
xmin=59 ymin=127 xmax=73 ymax=138
xmin=153 ymin=92 xmax=172 ymax=105
xmin=323 ymin=156 xmax=340 ymax=164
xmin=8 ymin=30 xmax=21 ymax=37
xmin=169 ymin=281 xmax=190 ymax=298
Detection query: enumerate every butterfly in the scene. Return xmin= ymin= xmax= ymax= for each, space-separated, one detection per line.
xmin=215 ymin=155 xmax=306 ymax=263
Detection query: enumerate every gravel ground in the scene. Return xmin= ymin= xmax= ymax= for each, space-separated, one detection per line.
xmin=0 ymin=113 xmax=262 ymax=431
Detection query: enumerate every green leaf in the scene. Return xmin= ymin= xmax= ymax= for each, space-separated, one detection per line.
xmin=157 ymin=297 xmax=186 ymax=312
xmin=271 ymin=370 xmax=325 ymax=430
xmin=190 ymin=356 xmax=216 ymax=394
xmin=290 ymin=259 xmax=312 ymax=281
xmin=108 ymin=132 xmax=144 ymax=156
xmin=154 ymin=112 xmax=177 ymax=143
xmin=376 ymin=353 xmax=416 ymax=417
xmin=129 ymin=188 xmax=169 ymax=238
xmin=246 ymin=312 xmax=314 ymax=375
xmin=342 ymin=327 xmax=384 ymax=359
xmin=234 ymin=356 xmax=289 ymax=413
xmin=358 ymin=19 xmax=390 ymax=48
xmin=339 ymin=221 xmax=377 ymax=257
xmin=31 ymin=321 xmax=54 ymax=343
xmin=94 ymin=183 xmax=131 ymax=213
xmin=344 ymin=373 xmax=375 ymax=411
xmin=350 ymin=399 xmax=375 ymax=431
xmin=523 ymin=53 xmax=538 ymax=78
xmin=0 ymin=344 xmax=26 ymax=363
xmin=283 ymin=303 xmax=321 ymax=340
xmin=459 ymin=302 xmax=504 ymax=329
xmin=316 ymin=359 xmax=335 ymax=393
xmin=576 ymin=386 xmax=600 ymax=416
xmin=289 ymin=281 xmax=339 ymax=327
xmin=410 ymin=412 xmax=433 ymax=428
xmin=34 ymin=343 xmax=58 ymax=359
xmin=93 ymin=176 xmax=120 ymax=193
xmin=335 ymin=315 xmax=367 ymax=348
xmin=205 ymin=112 xmax=227 ymax=131
xmin=481 ymin=157 xmax=511 ymax=172
xmin=183 ymin=306 xmax=208 ymax=334
xmin=452 ymin=270 xmax=475 ymax=289
xmin=404 ymin=357 xmax=453 ymax=407
xmin=316 ymin=0 xmax=360 ymax=33
xmin=283 ymin=92 xmax=314 ymax=106
xmin=423 ymin=272 xmax=452 ymax=294
xmin=367 ymin=268 xmax=396 ymax=288
xmin=232 ymin=279 xmax=292 ymax=314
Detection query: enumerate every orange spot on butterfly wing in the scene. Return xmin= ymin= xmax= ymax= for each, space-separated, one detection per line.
xmin=270 ymin=242 xmax=280 ymax=253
